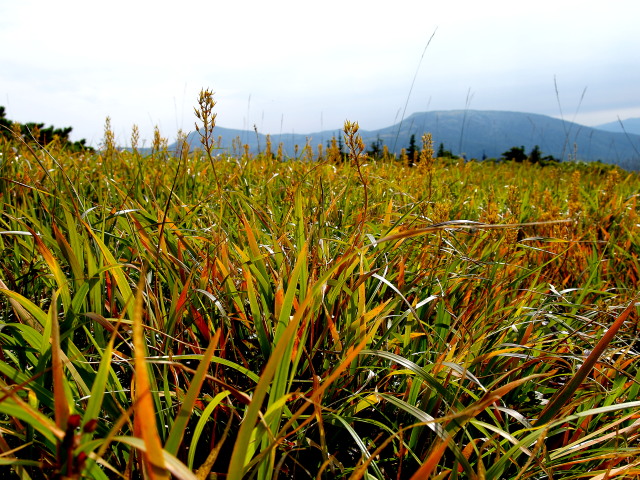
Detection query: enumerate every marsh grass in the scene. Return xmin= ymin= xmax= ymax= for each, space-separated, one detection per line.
xmin=0 ymin=96 xmax=639 ymax=479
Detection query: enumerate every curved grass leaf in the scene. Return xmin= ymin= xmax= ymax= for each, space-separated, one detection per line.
xmin=187 ymin=390 xmax=231 ymax=470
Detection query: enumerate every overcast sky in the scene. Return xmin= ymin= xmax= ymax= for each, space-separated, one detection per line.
xmin=1 ymin=1 xmax=639 ymax=146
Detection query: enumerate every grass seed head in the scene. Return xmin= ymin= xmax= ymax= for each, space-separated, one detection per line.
xmin=195 ymin=88 xmax=217 ymax=156
xmin=101 ymin=116 xmax=116 ymax=161
xmin=130 ymin=124 xmax=140 ymax=153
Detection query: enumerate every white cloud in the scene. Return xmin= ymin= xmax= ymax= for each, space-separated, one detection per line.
xmin=1 ymin=0 xmax=639 ymax=144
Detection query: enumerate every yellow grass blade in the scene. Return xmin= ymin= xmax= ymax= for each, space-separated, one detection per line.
xmin=28 ymin=226 xmax=72 ymax=312
xmin=0 ymin=278 xmax=42 ymax=331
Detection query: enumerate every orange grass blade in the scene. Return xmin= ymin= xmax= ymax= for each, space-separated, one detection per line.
xmin=409 ymin=440 xmax=452 ymax=480
xmin=49 ymin=291 xmax=70 ymax=433
xmin=132 ymin=273 xmax=170 ymax=480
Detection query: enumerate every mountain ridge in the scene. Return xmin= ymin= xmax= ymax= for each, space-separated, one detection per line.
xmin=595 ymin=117 xmax=640 ymax=135
xmin=177 ymin=110 xmax=640 ymax=170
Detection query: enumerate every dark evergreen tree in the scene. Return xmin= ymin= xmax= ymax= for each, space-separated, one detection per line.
xmin=0 ymin=107 xmax=11 ymax=132
xmin=528 ymin=145 xmax=542 ymax=164
xmin=406 ymin=134 xmax=417 ymax=165
xmin=501 ymin=146 xmax=527 ymax=163
xmin=436 ymin=142 xmax=457 ymax=159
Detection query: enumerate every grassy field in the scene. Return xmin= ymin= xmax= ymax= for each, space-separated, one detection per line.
xmin=1 ymin=94 xmax=639 ymax=479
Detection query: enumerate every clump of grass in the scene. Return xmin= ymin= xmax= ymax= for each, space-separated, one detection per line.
xmin=0 ymin=91 xmax=639 ymax=479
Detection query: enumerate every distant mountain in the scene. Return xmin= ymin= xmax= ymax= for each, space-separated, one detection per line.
xmin=595 ymin=117 xmax=640 ymax=136
xmin=384 ymin=111 xmax=640 ymax=169
xmin=176 ymin=110 xmax=640 ymax=170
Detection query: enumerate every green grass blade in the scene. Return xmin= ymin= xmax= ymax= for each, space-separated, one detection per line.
xmin=81 ymin=332 xmax=116 ymax=433
xmin=187 ymin=390 xmax=231 ymax=471
xmin=165 ymin=329 xmax=220 ymax=456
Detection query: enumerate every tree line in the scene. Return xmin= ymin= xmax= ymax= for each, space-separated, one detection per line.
xmin=327 ymin=131 xmax=560 ymax=166
xmin=0 ymin=106 xmax=92 ymax=152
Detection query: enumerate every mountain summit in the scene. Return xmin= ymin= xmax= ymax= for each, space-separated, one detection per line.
xmin=380 ymin=110 xmax=639 ymax=168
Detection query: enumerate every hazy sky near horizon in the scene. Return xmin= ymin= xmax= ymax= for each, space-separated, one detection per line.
xmin=1 ymin=0 xmax=639 ymax=146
